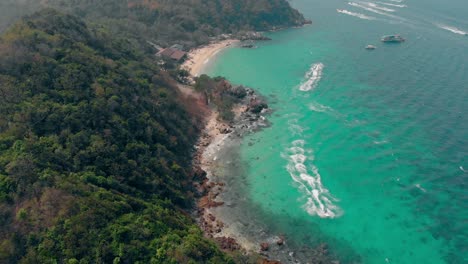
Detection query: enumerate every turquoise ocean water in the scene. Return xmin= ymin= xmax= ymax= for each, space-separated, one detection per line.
xmin=204 ymin=0 xmax=467 ymax=263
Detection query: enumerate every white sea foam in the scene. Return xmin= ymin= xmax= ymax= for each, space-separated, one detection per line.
xmin=309 ymin=102 xmax=332 ymax=113
xmin=283 ymin=140 xmax=342 ymax=218
xmin=299 ymin=63 xmax=324 ymax=91
xmin=435 ymin=24 xmax=468 ymax=35
xmin=337 ymin=9 xmax=376 ymax=20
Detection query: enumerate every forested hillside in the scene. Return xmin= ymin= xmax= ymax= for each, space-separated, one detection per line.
xmin=0 ymin=0 xmax=307 ymax=48
xmin=0 ymin=0 xmax=310 ymax=263
xmin=0 ymin=9 xmax=233 ymax=263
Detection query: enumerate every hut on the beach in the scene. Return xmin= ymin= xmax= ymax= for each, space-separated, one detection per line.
xmin=156 ymin=44 xmax=187 ymax=62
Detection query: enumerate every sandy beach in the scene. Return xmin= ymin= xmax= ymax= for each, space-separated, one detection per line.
xmin=182 ymin=39 xmax=239 ymax=77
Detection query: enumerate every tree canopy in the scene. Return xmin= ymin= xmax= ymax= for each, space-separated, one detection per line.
xmin=0 ymin=9 xmax=233 ymax=263
xmin=0 ymin=0 xmax=307 ymax=48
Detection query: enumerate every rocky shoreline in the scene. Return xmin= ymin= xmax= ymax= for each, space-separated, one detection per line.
xmin=188 ymin=83 xmax=339 ymax=263
xmin=190 ymin=86 xmax=277 ymax=260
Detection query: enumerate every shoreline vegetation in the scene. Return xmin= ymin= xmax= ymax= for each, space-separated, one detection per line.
xmin=0 ymin=0 xmax=318 ymax=263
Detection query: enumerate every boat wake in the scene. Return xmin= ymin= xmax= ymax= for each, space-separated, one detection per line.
xmin=283 ymin=139 xmax=342 ymax=218
xmin=337 ymin=9 xmax=376 ymax=20
xmin=360 ymin=1 xmax=396 ymax=12
xmin=376 ymin=1 xmax=407 ymax=8
xmin=435 ymin=23 xmax=468 ymax=35
xmin=299 ymin=63 xmax=324 ymax=91
xmin=348 ymin=2 xmax=405 ymax=21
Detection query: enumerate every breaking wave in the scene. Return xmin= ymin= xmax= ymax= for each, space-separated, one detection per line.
xmin=435 ymin=24 xmax=468 ymax=35
xmin=337 ymin=9 xmax=376 ymax=20
xmin=283 ymin=139 xmax=342 ymax=218
xmin=299 ymin=63 xmax=324 ymax=91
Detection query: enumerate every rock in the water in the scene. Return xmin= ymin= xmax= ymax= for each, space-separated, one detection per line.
xmin=248 ymin=98 xmax=268 ymax=114
xmin=276 ymin=236 xmax=285 ymax=246
xmin=260 ymin=242 xmax=270 ymax=251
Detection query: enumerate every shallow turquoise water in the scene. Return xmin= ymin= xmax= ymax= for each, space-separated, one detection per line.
xmin=205 ymin=0 xmax=468 ymax=263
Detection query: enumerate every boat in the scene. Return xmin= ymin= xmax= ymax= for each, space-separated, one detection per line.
xmin=381 ymin=35 xmax=405 ymax=43
xmin=365 ymin=45 xmax=377 ymax=50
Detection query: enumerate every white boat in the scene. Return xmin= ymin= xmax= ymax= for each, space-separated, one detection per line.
xmin=381 ymin=35 xmax=405 ymax=43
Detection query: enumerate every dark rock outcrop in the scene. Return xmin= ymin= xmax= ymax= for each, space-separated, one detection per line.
xmin=248 ymin=98 xmax=269 ymax=114
xmin=238 ymin=31 xmax=272 ymax=41
xmin=276 ymin=236 xmax=285 ymax=246
xmin=228 ymin=85 xmax=247 ymax=98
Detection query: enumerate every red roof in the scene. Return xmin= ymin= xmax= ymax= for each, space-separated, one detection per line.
xmin=159 ymin=48 xmax=175 ymax=57
xmin=170 ymin=50 xmax=187 ymax=61
xmin=158 ymin=48 xmax=186 ymax=61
